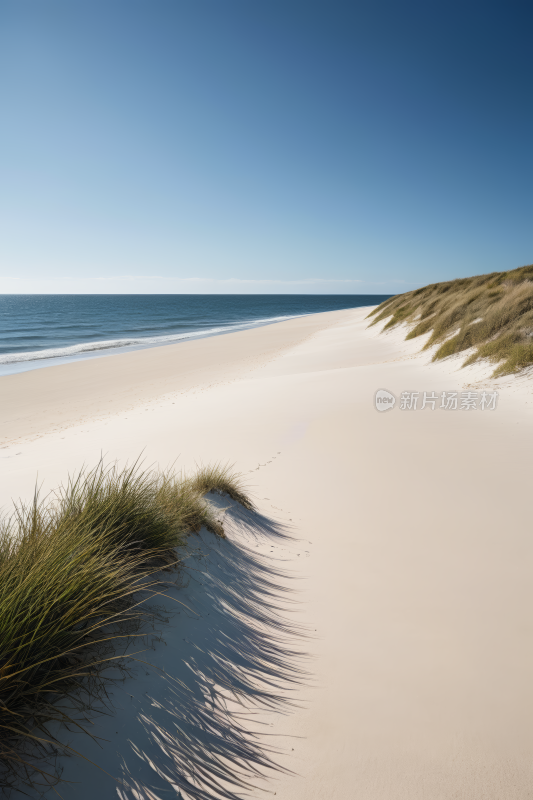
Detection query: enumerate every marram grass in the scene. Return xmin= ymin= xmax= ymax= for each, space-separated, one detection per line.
xmin=367 ymin=262 xmax=533 ymax=376
xmin=0 ymin=460 xmax=253 ymax=791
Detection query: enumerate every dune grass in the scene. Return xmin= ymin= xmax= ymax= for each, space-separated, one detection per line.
xmin=0 ymin=461 xmax=253 ymax=791
xmin=188 ymin=464 xmax=256 ymax=510
xmin=367 ymin=262 xmax=533 ymax=376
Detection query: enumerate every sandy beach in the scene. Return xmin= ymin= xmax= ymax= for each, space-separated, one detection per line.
xmin=2 ymin=306 xmax=533 ymax=799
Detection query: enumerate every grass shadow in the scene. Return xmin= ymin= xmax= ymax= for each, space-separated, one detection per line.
xmin=116 ymin=497 xmax=310 ymax=800
xmin=11 ymin=497 xmax=310 ymax=799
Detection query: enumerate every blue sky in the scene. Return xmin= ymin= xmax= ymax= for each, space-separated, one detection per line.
xmin=0 ymin=0 xmax=531 ymax=294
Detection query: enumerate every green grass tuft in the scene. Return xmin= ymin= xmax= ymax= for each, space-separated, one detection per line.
xmin=0 ymin=460 xmax=252 ymax=791
xmin=188 ymin=463 xmax=256 ymax=511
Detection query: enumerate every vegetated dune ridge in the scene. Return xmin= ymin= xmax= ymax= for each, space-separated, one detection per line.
xmin=2 ymin=304 xmax=533 ymax=799
xmin=369 ymin=262 xmax=533 ymax=375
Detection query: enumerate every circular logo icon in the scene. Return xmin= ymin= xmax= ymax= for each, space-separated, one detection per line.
xmin=374 ymin=389 xmax=396 ymax=412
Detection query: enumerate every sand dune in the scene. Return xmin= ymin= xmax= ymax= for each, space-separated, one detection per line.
xmin=3 ymin=306 xmax=533 ymax=798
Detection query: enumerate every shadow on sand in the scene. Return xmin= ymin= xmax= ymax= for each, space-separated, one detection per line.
xmin=112 ymin=496 xmax=311 ymax=800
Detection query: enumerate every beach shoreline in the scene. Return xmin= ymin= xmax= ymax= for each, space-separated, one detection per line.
xmin=0 ymin=295 xmax=389 ymax=378
xmin=0 ymin=309 xmax=312 ymax=378
xmin=3 ymin=306 xmax=533 ymax=799
xmin=0 ymin=308 xmax=359 ymax=448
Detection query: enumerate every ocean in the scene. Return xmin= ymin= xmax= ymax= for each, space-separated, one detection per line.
xmin=0 ymin=294 xmax=392 ymax=376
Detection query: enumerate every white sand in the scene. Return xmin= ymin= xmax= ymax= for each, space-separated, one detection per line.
xmin=2 ymin=307 xmax=533 ymax=798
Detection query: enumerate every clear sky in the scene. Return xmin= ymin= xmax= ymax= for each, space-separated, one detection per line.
xmin=1 ymin=0 xmax=531 ymax=294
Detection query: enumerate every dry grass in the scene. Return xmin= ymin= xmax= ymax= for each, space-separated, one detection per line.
xmin=367 ymin=262 xmax=533 ymax=376
xmin=0 ymin=460 xmax=252 ymax=792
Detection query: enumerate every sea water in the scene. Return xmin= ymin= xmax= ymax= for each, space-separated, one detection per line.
xmin=0 ymin=294 xmax=392 ymax=376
